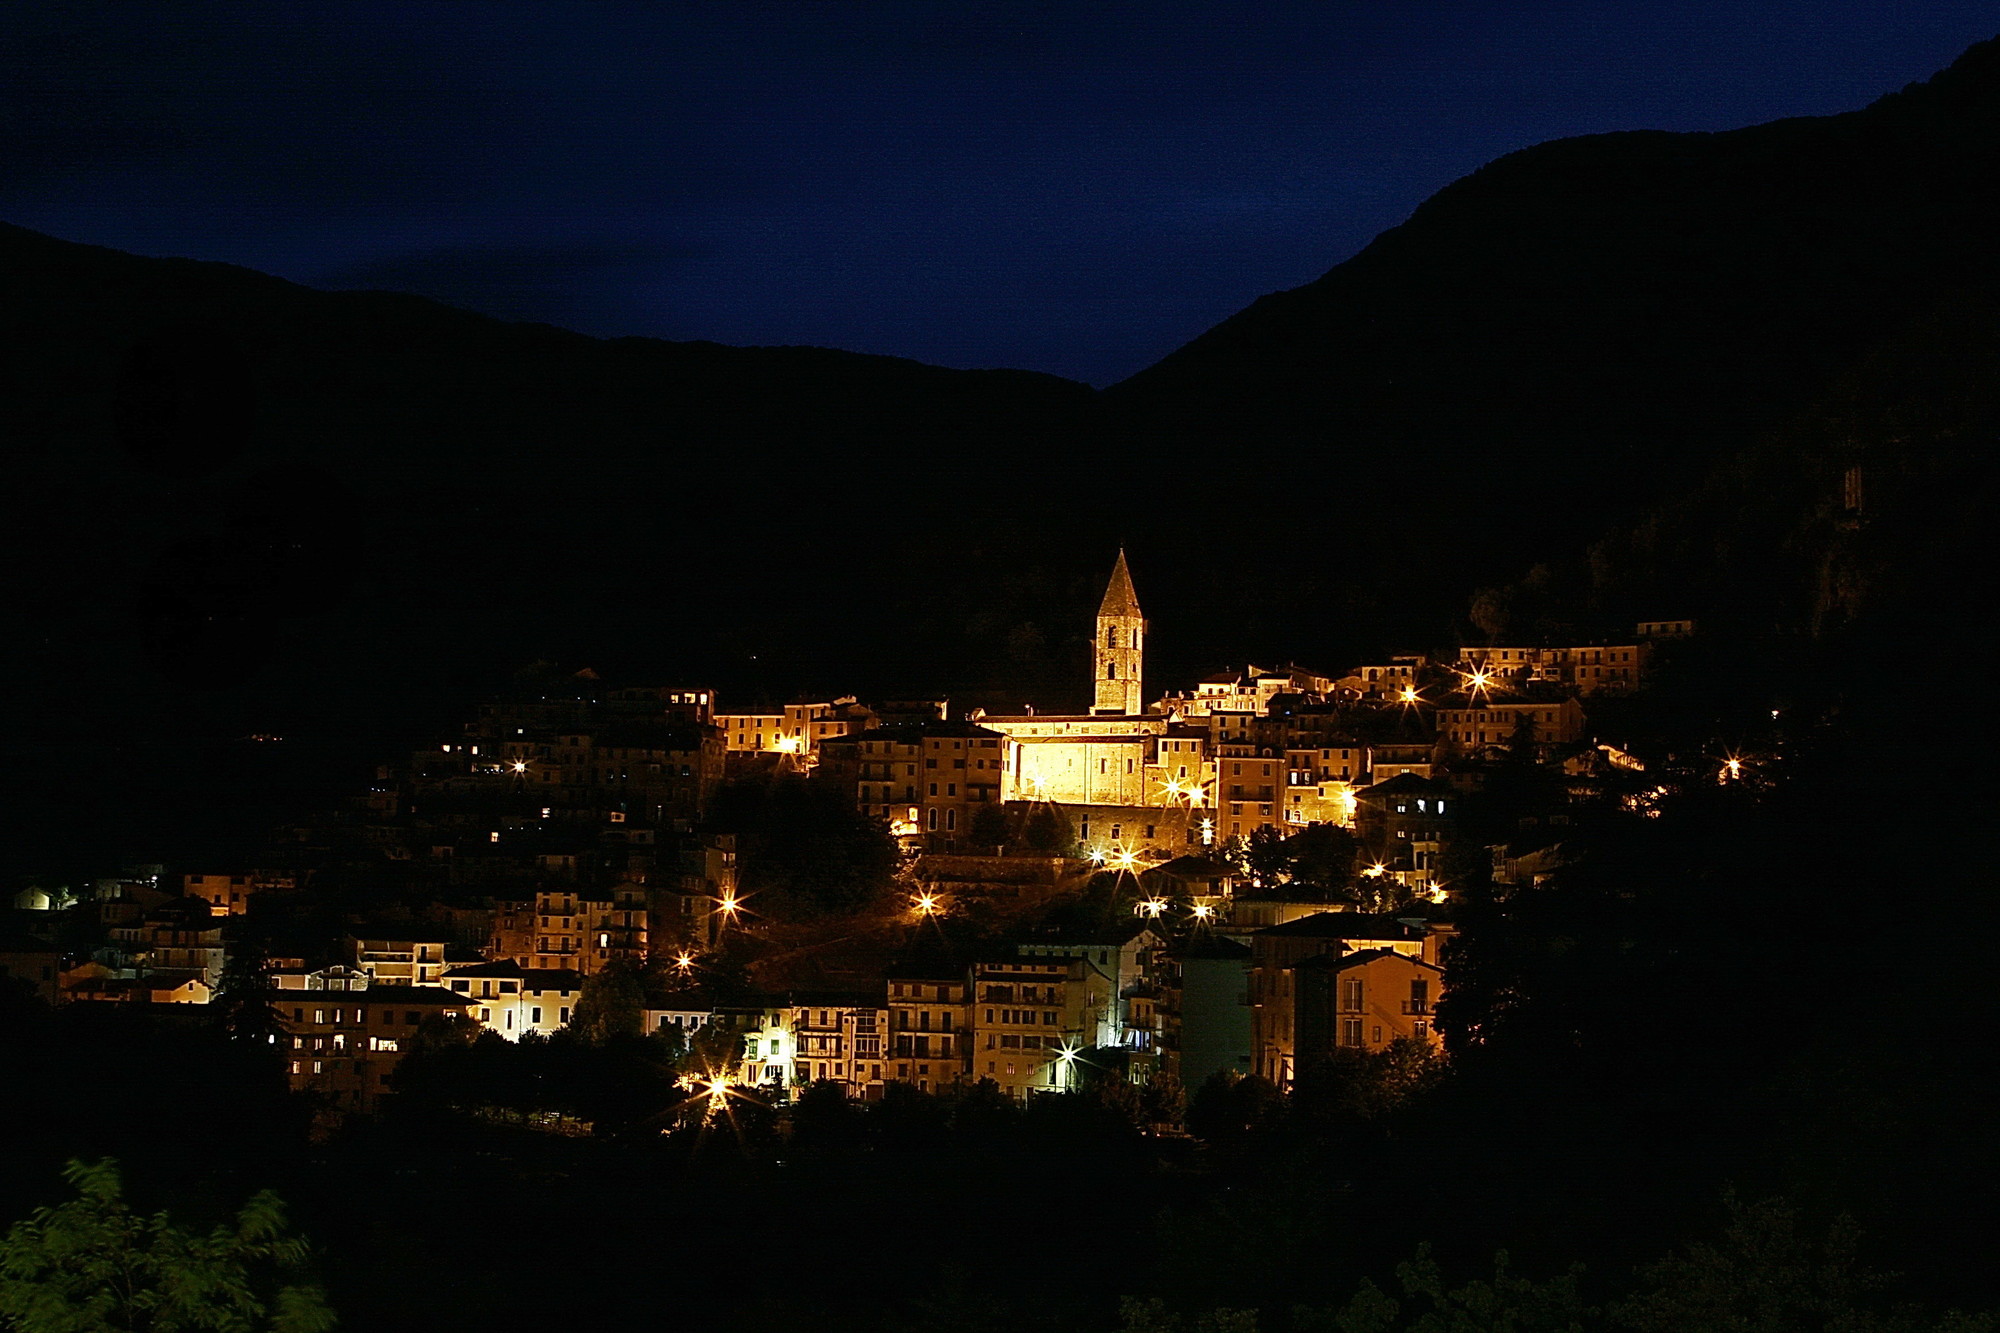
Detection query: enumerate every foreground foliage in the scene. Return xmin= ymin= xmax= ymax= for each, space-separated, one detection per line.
xmin=0 ymin=1159 xmax=335 ymax=1332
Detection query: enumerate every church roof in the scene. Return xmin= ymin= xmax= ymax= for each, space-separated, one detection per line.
xmin=1098 ymin=550 xmax=1142 ymax=617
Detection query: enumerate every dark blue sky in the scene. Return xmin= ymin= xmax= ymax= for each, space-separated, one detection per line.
xmin=5 ymin=3 xmax=1995 ymax=385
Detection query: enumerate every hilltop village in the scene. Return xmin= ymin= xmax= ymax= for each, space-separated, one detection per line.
xmin=0 ymin=555 xmax=1700 ymax=1123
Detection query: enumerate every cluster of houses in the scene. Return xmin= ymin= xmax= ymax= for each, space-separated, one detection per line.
xmin=0 ymin=555 xmax=1687 ymax=1119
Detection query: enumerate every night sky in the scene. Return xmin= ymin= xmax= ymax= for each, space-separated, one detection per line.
xmin=5 ymin=3 xmax=1995 ymax=386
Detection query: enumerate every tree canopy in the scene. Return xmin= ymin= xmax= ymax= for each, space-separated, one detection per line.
xmin=0 ymin=1158 xmax=336 ymax=1333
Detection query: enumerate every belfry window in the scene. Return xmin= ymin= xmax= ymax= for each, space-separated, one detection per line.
xmin=1107 ymin=664 xmax=1117 ymax=679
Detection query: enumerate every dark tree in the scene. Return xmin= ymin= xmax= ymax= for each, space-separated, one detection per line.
xmin=570 ymin=959 xmax=646 ymax=1044
xmin=705 ymin=777 xmax=900 ymax=916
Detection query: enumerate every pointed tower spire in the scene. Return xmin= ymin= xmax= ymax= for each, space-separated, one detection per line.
xmin=1092 ymin=550 xmax=1146 ymax=715
xmin=1099 ymin=548 xmax=1142 ymax=618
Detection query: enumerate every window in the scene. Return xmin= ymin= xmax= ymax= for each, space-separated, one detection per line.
xmin=531 ymin=1007 xmax=543 ymax=1024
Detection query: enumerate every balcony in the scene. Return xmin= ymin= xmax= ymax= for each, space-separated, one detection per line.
xmin=1401 ymin=1000 xmax=1431 ymax=1015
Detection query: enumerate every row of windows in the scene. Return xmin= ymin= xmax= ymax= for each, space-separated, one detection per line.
xmin=291 ymin=1007 xmax=428 ymax=1026
xmin=984 ymin=1008 xmax=1058 ymax=1026
xmin=890 ymin=982 xmax=958 ymax=1000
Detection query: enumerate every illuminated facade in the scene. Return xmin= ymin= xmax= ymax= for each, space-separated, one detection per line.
xmin=969 ymin=958 xmax=1111 ymax=1100
xmin=888 ymin=972 xmax=970 ymax=1092
xmin=1293 ymin=948 xmax=1446 ymax=1062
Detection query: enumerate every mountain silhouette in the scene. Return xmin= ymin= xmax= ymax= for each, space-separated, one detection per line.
xmin=7 ymin=37 xmax=2000 ymax=869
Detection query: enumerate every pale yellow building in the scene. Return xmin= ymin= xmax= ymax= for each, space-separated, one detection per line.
xmin=969 ymin=958 xmax=1109 ymax=1100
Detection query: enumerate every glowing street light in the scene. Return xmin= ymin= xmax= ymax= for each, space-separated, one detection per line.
xmin=1138 ymin=899 xmax=1168 ymax=918
xmin=1111 ymin=849 xmax=1141 ymax=872
xmin=1198 ymin=818 xmax=1215 ymax=846
xmin=510 ymin=759 xmax=529 ymax=774
xmin=1720 ymin=756 xmax=1744 ymax=783
xmin=912 ymin=892 xmax=942 ymax=917
xmin=672 ymin=950 xmax=696 ymax=975
xmin=1189 ymin=901 xmax=1214 ymax=921
xmin=1398 ymin=685 xmax=1422 ymax=705
xmin=702 ymin=1073 xmax=733 ymax=1119
xmin=1362 ymin=862 xmax=1388 ymax=879
xmin=1086 ymin=847 xmax=1108 ymax=866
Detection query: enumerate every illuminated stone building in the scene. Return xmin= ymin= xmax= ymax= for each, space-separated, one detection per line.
xmin=977 ymin=555 xmax=1168 ymax=812
xmin=1093 ymin=548 xmax=1146 ymax=715
xmin=439 ymin=959 xmax=529 ymax=1036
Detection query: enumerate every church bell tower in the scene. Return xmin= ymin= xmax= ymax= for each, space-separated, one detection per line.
xmin=1092 ymin=550 xmax=1145 ymax=715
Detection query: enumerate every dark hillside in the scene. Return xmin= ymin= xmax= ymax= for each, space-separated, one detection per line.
xmin=1105 ymin=36 xmax=2000 ymax=635
xmin=0 ymin=222 xmax=1092 ymax=869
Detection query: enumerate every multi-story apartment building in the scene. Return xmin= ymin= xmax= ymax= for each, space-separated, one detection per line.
xmin=1457 ymin=644 xmax=1649 ymax=697
xmin=280 ymin=979 xmax=473 ymax=1112
xmin=1293 ymin=948 xmax=1446 ymax=1061
xmin=1436 ymin=698 xmax=1586 ymax=757
xmin=1249 ymin=912 xmax=1442 ymax=1087
xmin=439 ymin=960 xmax=530 ymax=1035
xmin=888 ymin=971 xmax=971 ymax=1092
xmin=182 ymin=871 xmax=295 ymax=915
xmin=714 ymin=697 xmax=877 ymax=760
xmin=787 ymin=993 xmax=889 ymax=1096
xmin=968 ymin=958 xmax=1112 ymax=1100
xmin=817 ymin=721 xmax=1010 ymax=849
xmin=107 ymin=899 xmax=229 ymax=990
xmin=0 ymin=931 xmax=60 ymax=1005
xmin=1214 ymin=744 xmax=1285 ymax=842
xmin=1162 ymin=936 xmax=1253 ymax=1090
xmin=728 ymin=994 xmax=887 ymax=1099
xmin=1352 ymin=773 xmax=1455 ymax=885
xmin=488 ymin=886 xmax=648 ymax=975
xmin=1016 ymin=926 xmax=1167 ymax=1055
xmin=345 ymin=929 xmax=449 ymax=987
